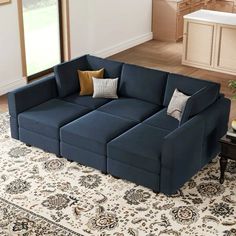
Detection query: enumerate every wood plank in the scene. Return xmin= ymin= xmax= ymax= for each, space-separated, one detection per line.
xmin=0 ymin=95 xmax=8 ymax=114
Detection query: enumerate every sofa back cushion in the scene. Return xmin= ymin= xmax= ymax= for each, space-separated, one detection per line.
xmin=119 ymin=64 xmax=168 ymax=105
xmin=180 ymin=84 xmax=220 ymax=125
xmin=54 ymin=55 xmax=123 ymax=98
xmin=164 ymin=73 xmax=220 ymax=121
xmin=54 ymin=55 xmax=88 ymax=97
xmin=87 ymin=55 xmax=123 ymax=79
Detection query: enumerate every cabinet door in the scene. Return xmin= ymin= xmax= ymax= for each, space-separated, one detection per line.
xmin=191 ymin=4 xmax=204 ymax=12
xmin=178 ymin=0 xmax=191 ymax=12
xmin=214 ymin=25 xmax=236 ymax=74
xmin=183 ymin=20 xmax=215 ymax=67
xmin=176 ymin=8 xmax=191 ymax=40
xmin=191 ymin=1 xmax=204 ymax=12
xmin=206 ymin=2 xmax=216 ymax=10
xmin=214 ymin=0 xmax=234 ymax=12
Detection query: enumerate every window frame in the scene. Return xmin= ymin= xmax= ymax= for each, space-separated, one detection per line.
xmin=17 ymin=0 xmax=70 ymax=81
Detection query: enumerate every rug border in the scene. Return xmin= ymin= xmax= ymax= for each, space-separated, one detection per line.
xmin=0 ymin=196 xmax=84 ymax=236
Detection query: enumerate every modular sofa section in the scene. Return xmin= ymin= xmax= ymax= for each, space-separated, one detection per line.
xmin=108 ymin=115 xmax=206 ymax=195
xmin=107 ymin=123 xmax=170 ymax=192
xmin=8 ymin=76 xmax=58 ymax=139
xmin=18 ymin=99 xmax=91 ymax=155
xmin=60 ymin=111 xmax=137 ymax=172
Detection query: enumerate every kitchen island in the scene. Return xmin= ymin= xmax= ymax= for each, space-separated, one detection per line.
xmin=182 ymin=9 xmax=236 ymax=75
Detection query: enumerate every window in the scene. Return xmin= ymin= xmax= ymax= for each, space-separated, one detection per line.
xmin=21 ymin=0 xmax=63 ymax=79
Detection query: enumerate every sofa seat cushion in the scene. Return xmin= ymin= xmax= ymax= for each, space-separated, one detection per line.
xmin=60 ymin=111 xmax=136 ymax=156
xmin=97 ymin=98 xmax=161 ymax=122
xmin=62 ymin=94 xmax=111 ymax=109
xmin=144 ymin=108 xmax=179 ymax=131
xmin=18 ymin=99 xmax=90 ymax=139
xmin=107 ymin=124 xmax=170 ymax=173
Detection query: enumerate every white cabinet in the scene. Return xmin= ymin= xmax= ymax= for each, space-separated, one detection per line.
xmin=214 ymin=25 xmax=236 ymax=73
xmin=182 ymin=10 xmax=236 ymax=75
xmin=183 ymin=21 xmax=215 ymax=67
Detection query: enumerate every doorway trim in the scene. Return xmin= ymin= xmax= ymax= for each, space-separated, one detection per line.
xmin=61 ymin=0 xmax=71 ymax=61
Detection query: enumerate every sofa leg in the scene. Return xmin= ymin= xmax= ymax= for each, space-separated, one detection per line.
xmin=56 ymin=154 xmax=62 ymax=158
xmin=101 ymin=171 xmax=107 ymax=175
xmin=153 ymin=190 xmax=159 ymax=194
xmin=26 ymin=144 xmax=31 ymax=147
xmin=112 ymin=175 xmax=120 ymax=179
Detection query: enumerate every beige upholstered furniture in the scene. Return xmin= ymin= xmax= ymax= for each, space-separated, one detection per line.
xmin=182 ymin=9 xmax=236 ymax=76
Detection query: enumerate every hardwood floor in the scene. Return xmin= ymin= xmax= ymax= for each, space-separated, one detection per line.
xmin=0 ymin=95 xmax=7 ymax=114
xmin=0 ymin=40 xmax=235 ymax=123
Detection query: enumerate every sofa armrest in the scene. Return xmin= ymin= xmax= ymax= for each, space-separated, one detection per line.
xmin=8 ymin=76 xmax=58 ymax=117
xmin=160 ymin=115 xmax=205 ymax=195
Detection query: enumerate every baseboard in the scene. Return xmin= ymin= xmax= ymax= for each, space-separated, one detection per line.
xmin=94 ymin=32 xmax=153 ymax=58
xmin=0 ymin=78 xmax=27 ymax=95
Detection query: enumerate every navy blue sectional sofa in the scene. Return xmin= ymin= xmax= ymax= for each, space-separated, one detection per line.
xmin=8 ymin=55 xmax=231 ymax=195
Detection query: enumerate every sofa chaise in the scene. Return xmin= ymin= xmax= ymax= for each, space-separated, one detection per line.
xmin=8 ymin=55 xmax=231 ymax=195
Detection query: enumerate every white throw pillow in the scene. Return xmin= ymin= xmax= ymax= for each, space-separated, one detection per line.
xmin=92 ymin=77 xmax=119 ymax=99
xmin=167 ymin=89 xmax=190 ymax=121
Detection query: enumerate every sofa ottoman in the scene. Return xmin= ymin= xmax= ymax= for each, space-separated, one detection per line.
xmin=60 ymin=111 xmax=136 ymax=172
xmin=107 ymin=123 xmax=170 ymax=192
xmin=18 ymin=99 xmax=90 ymax=155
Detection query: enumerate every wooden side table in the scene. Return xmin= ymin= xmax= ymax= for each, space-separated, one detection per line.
xmin=219 ymin=135 xmax=236 ymax=184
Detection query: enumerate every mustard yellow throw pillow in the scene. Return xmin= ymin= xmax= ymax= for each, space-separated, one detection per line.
xmin=78 ymin=68 xmax=104 ymax=96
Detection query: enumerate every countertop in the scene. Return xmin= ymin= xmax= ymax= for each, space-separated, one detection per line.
xmin=184 ymin=9 xmax=236 ymax=26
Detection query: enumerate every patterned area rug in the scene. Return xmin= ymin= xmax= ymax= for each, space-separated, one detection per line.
xmin=0 ymin=113 xmax=235 ymax=236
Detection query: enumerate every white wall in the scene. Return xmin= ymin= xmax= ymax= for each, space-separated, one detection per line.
xmin=69 ymin=0 xmax=91 ymax=57
xmin=0 ymin=0 xmax=152 ymax=95
xmin=69 ymin=0 xmax=153 ymax=58
xmin=0 ymin=1 xmax=26 ymax=95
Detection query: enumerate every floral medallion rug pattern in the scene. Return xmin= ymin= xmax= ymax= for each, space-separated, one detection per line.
xmin=0 ymin=113 xmax=235 ymax=236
